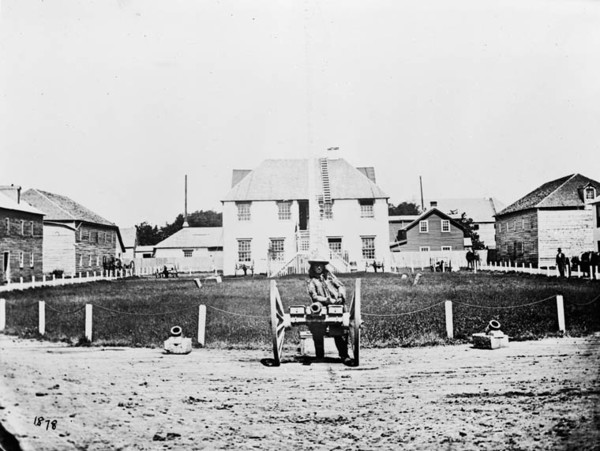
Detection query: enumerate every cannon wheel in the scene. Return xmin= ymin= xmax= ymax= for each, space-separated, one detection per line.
xmin=349 ymin=278 xmax=362 ymax=366
xmin=270 ymin=281 xmax=285 ymax=366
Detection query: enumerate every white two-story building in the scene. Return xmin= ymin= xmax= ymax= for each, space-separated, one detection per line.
xmin=221 ymin=158 xmax=389 ymax=276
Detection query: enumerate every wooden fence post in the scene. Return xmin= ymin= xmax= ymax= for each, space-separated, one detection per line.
xmin=0 ymin=298 xmax=5 ymax=332
xmin=39 ymin=301 xmax=45 ymax=335
xmin=556 ymin=295 xmax=565 ymax=334
xmin=198 ymin=305 xmax=206 ymax=347
xmin=445 ymin=300 xmax=454 ymax=339
xmin=85 ymin=304 xmax=93 ymax=341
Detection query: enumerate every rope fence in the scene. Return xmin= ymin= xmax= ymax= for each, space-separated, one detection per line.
xmin=0 ymin=291 xmax=598 ymax=345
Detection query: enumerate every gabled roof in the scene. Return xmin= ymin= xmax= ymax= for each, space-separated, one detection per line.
xmin=497 ymin=174 xmax=600 ymax=216
xmin=403 ymin=208 xmax=466 ymax=232
xmin=154 ymin=227 xmax=223 ymax=249
xmin=222 ymin=158 xmax=388 ymax=202
xmin=0 ymin=192 xmax=44 ymax=216
xmin=426 ymin=198 xmax=505 ymax=223
xmin=119 ymin=227 xmax=137 ymax=249
xmin=22 ymin=189 xmax=115 ymax=226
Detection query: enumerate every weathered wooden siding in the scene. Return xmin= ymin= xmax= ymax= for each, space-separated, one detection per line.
xmin=0 ymin=210 xmax=44 ymax=283
xmin=400 ymin=214 xmax=464 ymax=252
xmin=495 ymin=210 xmax=538 ymax=265
xmin=75 ymin=224 xmax=118 ymax=274
xmin=538 ymin=208 xmax=594 ymax=266
xmin=43 ymin=224 xmax=76 ymax=275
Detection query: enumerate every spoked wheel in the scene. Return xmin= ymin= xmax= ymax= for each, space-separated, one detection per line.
xmin=270 ymin=280 xmax=286 ymax=366
xmin=349 ymin=278 xmax=362 ymax=366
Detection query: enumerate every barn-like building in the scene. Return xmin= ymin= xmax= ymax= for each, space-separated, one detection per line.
xmin=495 ymin=174 xmax=599 ymax=267
xmin=22 ymin=189 xmax=124 ymax=276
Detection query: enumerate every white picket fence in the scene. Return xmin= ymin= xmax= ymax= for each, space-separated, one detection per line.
xmin=480 ymin=261 xmax=598 ymax=279
xmin=0 ymin=269 xmax=134 ymax=293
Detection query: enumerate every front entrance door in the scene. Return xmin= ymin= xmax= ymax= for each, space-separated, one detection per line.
xmin=298 ymin=200 xmax=309 ymax=231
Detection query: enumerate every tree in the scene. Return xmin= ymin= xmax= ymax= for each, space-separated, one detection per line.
xmin=135 ymin=222 xmax=162 ymax=246
xmin=136 ymin=210 xmax=223 ymax=245
xmin=458 ymin=213 xmax=486 ymax=250
xmin=388 ymin=201 xmax=420 ymax=216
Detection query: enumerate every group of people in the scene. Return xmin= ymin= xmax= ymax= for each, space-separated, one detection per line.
xmin=556 ymin=247 xmax=599 ymax=279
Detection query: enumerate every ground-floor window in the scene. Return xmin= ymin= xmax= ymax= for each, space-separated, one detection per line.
xmin=328 ymin=237 xmax=342 ymax=256
xmin=361 ymin=236 xmax=375 ymax=260
xmin=420 ymin=246 xmax=430 ymax=252
xmin=19 ymin=252 xmax=24 ymax=268
xmin=441 ymin=246 xmax=452 ymax=251
xmin=183 ymin=249 xmax=193 ymax=257
xmin=30 ymin=253 xmax=34 ymax=268
xmin=238 ymin=239 xmax=252 ymax=262
xmin=269 ymin=238 xmax=285 ymax=261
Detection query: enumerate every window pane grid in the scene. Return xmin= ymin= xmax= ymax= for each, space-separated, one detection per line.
xmin=277 ymin=202 xmax=291 ymax=220
xmin=238 ymin=240 xmax=252 ymax=262
xmin=361 ymin=237 xmax=375 ymax=259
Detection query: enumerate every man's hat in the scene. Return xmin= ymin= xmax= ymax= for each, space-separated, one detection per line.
xmin=307 ymin=249 xmax=330 ymax=264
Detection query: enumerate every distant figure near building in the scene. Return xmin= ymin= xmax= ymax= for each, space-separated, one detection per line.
xmin=556 ymin=248 xmax=567 ymax=277
xmin=466 ymin=250 xmax=475 ymax=270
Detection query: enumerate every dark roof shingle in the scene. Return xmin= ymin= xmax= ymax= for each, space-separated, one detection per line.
xmin=22 ymin=189 xmax=115 ymax=226
xmin=497 ymin=174 xmax=600 ymax=216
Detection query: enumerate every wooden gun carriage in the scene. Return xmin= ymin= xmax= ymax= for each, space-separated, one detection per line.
xmin=269 ymin=278 xmax=362 ymax=366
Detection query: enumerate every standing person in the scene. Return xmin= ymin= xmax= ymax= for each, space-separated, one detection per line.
xmin=556 ymin=248 xmax=566 ymax=277
xmin=466 ymin=250 xmax=474 ymax=270
xmin=306 ymin=255 xmax=353 ymax=365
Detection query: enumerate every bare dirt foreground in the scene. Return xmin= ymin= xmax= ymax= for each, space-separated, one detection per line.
xmin=1 ymin=335 xmax=599 ymax=451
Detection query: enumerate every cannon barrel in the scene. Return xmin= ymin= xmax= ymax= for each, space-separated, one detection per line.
xmin=485 ymin=320 xmax=501 ymax=334
xmin=310 ymin=302 xmax=324 ymax=314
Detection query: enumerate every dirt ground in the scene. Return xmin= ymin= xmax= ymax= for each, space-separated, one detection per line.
xmin=1 ymin=334 xmax=599 ymax=451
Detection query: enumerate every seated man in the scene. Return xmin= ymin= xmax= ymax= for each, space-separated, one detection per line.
xmin=306 ymin=255 xmax=352 ymax=365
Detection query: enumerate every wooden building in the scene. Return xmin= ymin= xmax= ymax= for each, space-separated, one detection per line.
xmin=152 ymin=226 xmax=223 ymax=272
xmin=390 ymin=208 xmax=467 ymax=253
xmin=22 ymin=189 xmax=124 ymax=276
xmin=495 ymin=174 xmax=599 ymax=267
xmin=0 ymin=187 xmax=45 ymax=284
xmin=221 ymin=158 xmax=389 ymax=276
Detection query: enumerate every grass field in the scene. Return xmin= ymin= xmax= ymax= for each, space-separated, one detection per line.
xmin=2 ymin=271 xmax=599 ymax=349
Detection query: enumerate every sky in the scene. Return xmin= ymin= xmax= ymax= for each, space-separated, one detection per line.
xmin=1 ymin=0 xmax=599 ymax=228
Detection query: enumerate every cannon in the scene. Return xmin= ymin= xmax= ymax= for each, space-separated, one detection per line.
xmin=269 ymin=278 xmax=362 ymax=366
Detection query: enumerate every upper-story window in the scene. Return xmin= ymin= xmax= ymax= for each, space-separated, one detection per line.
xmin=30 ymin=221 xmax=34 ymax=236
xmin=5 ymin=218 xmax=9 ymax=235
xmin=441 ymin=220 xmax=450 ymax=232
xmin=21 ymin=220 xmax=25 ymax=235
xmin=277 ymin=201 xmax=291 ymax=220
xmin=585 ymin=186 xmax=596 ymax=201
xmin=359 ymin=199 xmax=374 ymax=218
xmin=419 ymin=220 xmax=429 ymax=233
xmin=320 ymin=201 xmax=333 ymax=220
xmin=19 ymin=252 xmax=24 ymax=268
xmin=183 ymin=250 xmax=193 ymax=257
xmin=237 ymin=202 xmax=251 ymax=221
xmin=30 ymin=252 xmax=34 ymax=268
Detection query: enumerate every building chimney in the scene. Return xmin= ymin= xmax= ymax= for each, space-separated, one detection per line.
xmin=0 ymin=185 xmax=22 ymax=203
